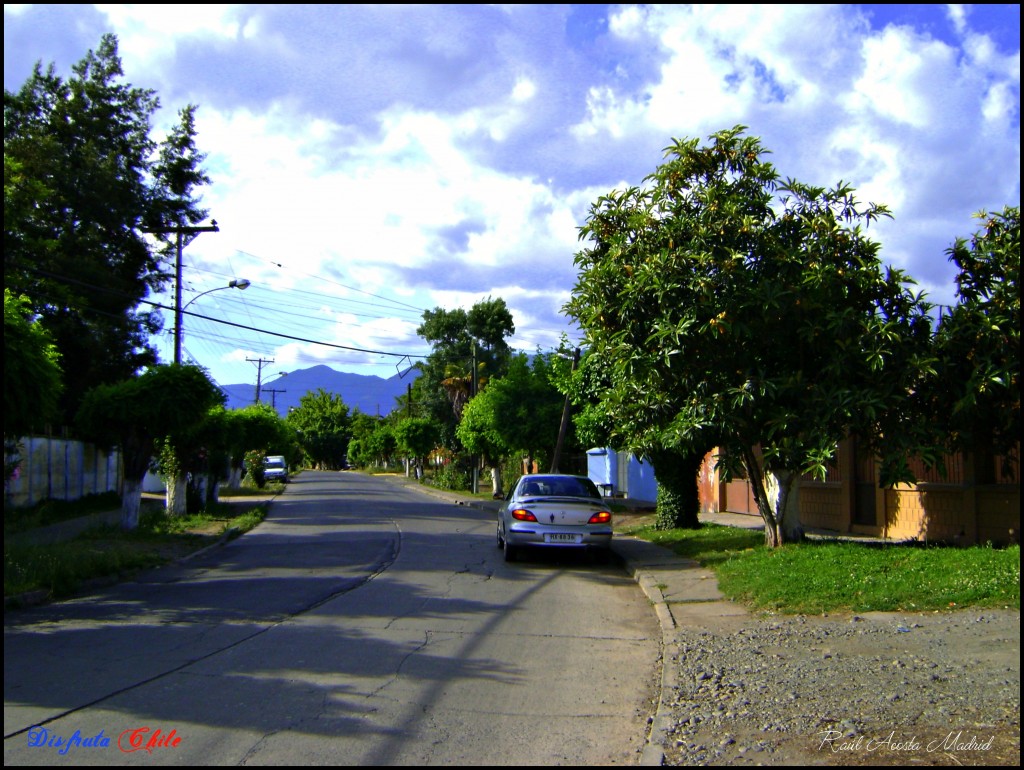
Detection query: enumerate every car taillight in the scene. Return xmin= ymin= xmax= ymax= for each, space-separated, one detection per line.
xmin=588 ymin=511 xmax=612 ymax=524
xmin=511 ymin=508 xmax=538 ymax=522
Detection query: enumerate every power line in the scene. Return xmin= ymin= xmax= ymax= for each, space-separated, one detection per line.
xmin=144 ymin=299 xmax=428 ymax=359
xmin=140 ymin=220 xmax=220 ymax=364
xmin=233 ymin=249 xmax=425 ymax=313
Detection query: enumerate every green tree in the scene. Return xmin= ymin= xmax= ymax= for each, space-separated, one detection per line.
xmin=156 ymin=402 xmax=262 ymax=514
xmin=551 ymin=347 xmax=613 ymax=450
xmin=75 ymin=364 xmax=225 ymax=529
xmin=565 ymin=127 xmax=934 ymax=546
xmin=364 ymin=423 xmax=397 ymax=468
xmin=457 ymin=393 xmax=510 ymax=496
xmin=183 ymin=405 xmax=233 ymax=508
xmin=457 ymin=354 xmax=565 ymax=495
xmin=4 ymin=34 xmax=211 ymax=424
xmin=346 ymin=410 xmax=380 ymax=468
xmin=394 ymin=416 xmax=441 ymax=478
xmin=929 ymin=207 xmax=1020 ymax=467
xmin=224 ymin=404 xmax=294 ymax=487
xmin=286 ymin=388 xmax=352 ymax=470
xmin=414 ymin=297 xmax=516 ymax=448
xmin=4 ymin=289 xmax=62 ymax=438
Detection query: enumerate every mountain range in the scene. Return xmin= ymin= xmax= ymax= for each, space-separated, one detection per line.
xmin=220 ymin=364 xmax=419 ymax=417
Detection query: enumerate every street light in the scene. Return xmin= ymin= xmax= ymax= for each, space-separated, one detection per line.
xmin=177 ymin=278 xmax=251 ymax=364
xmin=258 ymin=370 xmax=288 ymax=407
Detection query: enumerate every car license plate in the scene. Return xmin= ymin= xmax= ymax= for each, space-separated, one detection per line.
xmin=546 ymin=533 xmax=581 ymax=544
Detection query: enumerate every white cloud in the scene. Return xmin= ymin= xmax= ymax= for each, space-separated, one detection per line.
xmin=849 ymin=27 xmax=955 ymax=129
xmin=95 ymin=4 xmax=250 ymax=62
xmin=945 ymin=4 xmax=969 ymax=37
xmin=4 ymin=3 xmax=1019 ymax=384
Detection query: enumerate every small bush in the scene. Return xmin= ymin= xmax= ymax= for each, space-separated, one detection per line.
xmin=431 ymin=460 xmax=471 ymax=491
xmin=244 ymin=449 xmax=267 ymax=489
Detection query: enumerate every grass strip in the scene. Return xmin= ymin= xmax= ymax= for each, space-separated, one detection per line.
xmin=622 ymin=522 xmax=1020 ymax=613
xmin=4 ymin=502 xmax=267 ymax=602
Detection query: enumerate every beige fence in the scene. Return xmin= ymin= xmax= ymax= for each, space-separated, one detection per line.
xmin=5 ymin=436 xmax=121 ymax=508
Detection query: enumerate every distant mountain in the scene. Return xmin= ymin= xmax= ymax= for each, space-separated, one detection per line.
xmin=220 ymin=364 xmax=419 ymax=417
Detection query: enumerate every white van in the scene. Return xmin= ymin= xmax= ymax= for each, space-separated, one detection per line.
xmin=264 ymin=455 xmax=289 ymax=483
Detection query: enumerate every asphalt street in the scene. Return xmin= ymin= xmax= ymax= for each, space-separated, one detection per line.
xmin=4 ymin=471 xmax=662 ymax=765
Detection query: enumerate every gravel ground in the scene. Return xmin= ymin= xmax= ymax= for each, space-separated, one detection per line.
xmin=659 ymin=609 xmax=1020 ymax=766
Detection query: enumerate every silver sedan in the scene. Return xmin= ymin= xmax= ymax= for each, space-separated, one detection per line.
xmin=497 ymin=474 xmax=614 ymax=562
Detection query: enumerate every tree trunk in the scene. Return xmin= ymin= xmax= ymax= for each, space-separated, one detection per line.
xmin=121 ymin=476 xmax=144 ymax=530
xmin=201 ymin=473 xmax=218 ymax=505
xmin=120 ymin=433 xmax=152 ymax=531
xmin=742 ymin=448 xmax=804 ymax=547
xmin=167 ymin=473 xmax=187 ymax=516
xmin=489 ymin=463 xmax=503 ymax=498
xmin=649 ymin=448 xmax=703 ymax=530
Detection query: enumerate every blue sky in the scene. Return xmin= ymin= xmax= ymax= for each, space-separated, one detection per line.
xmin=4 ymin=4 xmax=1020 ymax=390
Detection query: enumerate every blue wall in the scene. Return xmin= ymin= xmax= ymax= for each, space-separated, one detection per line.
xmin=586 ymin=448 xmax=658 ymax=501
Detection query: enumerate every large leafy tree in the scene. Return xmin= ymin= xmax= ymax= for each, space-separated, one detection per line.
xmin=565 ymin=127 xmax=934 ymax=546
xmin=394 ymin=416 xmax=441 ymax=478
xmin=4 ymin=34 xmax=211 ymax=424
xmin=929 ymin=206 xmax=1020 ymax=469
xmin=224 ymin=403 xmax=294 ymax=487
xmin=457 ymin=354 xmax=566 ymax=495
xmin=286 ymin=388 xmax=352 ymax=470
xmin=557 ymin=346 xmax=711 ymax=530
xmin=456 ymin=396 xmax=509 ymax=496
xmin=4 ymin=289 xmax=62 ymax=438
xmin=363 ymin=423 xmax=397 ymax=468
xmin=178 ymin=405 xmax=234 ymax=509
xmin=414 ymin=297 xmax=516 ymax=448
xmin=76 ymin=364 xmax=225 ymax=529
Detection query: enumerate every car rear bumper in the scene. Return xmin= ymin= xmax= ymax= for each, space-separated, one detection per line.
xmin=506 ymin=526 xmax=613 ymax=548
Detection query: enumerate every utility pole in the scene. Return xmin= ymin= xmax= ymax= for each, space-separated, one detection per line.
xmin=550 ymin=347 xmax=581 ymax=473
xmin=248 ymin=357 xmax=275 ymax=403
xmin=141 ymin=220 xmax=220 ymax=365
xmin=471 ymin=340 xmax=479 ymax=494
xmin=263 ymin=387 xmax=286 ymax=410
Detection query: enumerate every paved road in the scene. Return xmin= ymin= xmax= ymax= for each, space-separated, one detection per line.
xmin=4 ymin=471 xmax=660 ymax=765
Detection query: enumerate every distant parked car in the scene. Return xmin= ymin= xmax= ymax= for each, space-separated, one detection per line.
xmin=497 ymin=474 xmax=613 ymax=562
xmin=263 ymin=455 xmax=289 ymax=483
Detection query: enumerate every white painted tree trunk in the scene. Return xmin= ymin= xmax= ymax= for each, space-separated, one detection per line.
xmin=742 ymin=446 xmax=805 ymax=547
xmin=763 ymin=469 xmax=804 ymax=545
xmin=166 ymin=474 xmax=187 ymax=516
xmin=490 ymin=465 xmax=503 ymax=498
xmin=121 ymin=477 xmax=144 ymax=530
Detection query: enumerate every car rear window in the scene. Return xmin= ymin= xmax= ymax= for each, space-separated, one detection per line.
xmin=519 ymin=476 xmax=601 ymax=499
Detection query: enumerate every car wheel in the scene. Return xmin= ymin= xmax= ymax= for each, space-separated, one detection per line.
xmin=503 ymin=535 xmax=517 ymax=562
xmin=496 ymin=522 xmax=504 ymax=548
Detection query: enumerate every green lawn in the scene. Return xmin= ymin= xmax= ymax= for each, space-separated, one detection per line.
xmin=622 ymin=522 xmax=1020 ymax=613
xmin=4 ymin=500 xmax=268 ymax=602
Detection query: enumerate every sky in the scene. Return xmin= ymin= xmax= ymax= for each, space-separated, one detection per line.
xmin=4 ymin=4 xmax=1020 ymax=391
